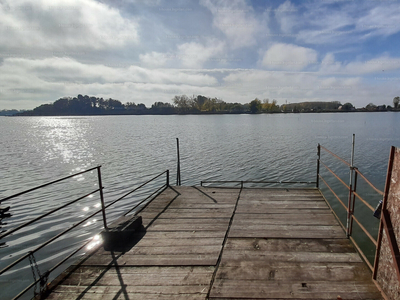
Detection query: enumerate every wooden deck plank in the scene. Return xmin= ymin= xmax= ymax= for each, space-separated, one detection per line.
xmin=147 ymin=223 xmax=229 ymax=232
xmin=60 ymin=266 xmax=213 ymax=286
xmin=128 ymin=237 xmax=223 ymax=247
xmin=219 ymin=251 xmax=363 ymax=264
xmin=236 ymin=200 xmax=328 ymax=207
xmin=229 ymin=225 xmax=345 ymax=239
xmin=224 ymin=238 xmax=355 ymax=253
xmin=150 ymin=218 xmax=230 ymax=225
xmin=128 ymin=231 xmax=227 ymax=239
xmin=140 ymin=210 xmax=232 ymax=219
xmin=210 ymin=281 xmax=383 ymax=299
xmin=231 ymin=214 xmax=337 ymax=225
xmin=80 ymin=254 xmax=218 ymax=266
xmin=215 ymin=262 xmax=372 ymax=281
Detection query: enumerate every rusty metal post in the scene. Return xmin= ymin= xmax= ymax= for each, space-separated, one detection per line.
xmin=97 ymin=166 xmax=108 ymax=230
xmin=316 ymin=144 xmax=321 ymax=188
xmin=346 ymin=134 xmax=355 ymax=237
xmin=373 ymin=146 xmax=396 ymax=280
xmin=176 ymin=138 xmax=181 ymax=186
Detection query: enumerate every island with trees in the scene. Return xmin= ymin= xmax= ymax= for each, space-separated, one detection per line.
xmin=7 ymin=94 xmax=400 ymax=116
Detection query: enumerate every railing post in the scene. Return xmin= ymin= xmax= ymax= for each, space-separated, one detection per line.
xmin=349 ymin=169 xmax=358 ymax=236
xmin=97 ymin=166 xmax=108 ymax=230
xmin=166 ymin=170 xmax=169 ymax=187
xmin=346 ymin=134 xmax=355 ymax=237
xmin=176 ymin=138 xmax=181 ymax=186
xmin=316 ymin=144 xmax=320 ymax=188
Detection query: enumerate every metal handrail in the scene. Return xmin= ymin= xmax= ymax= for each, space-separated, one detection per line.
xmin=201 ymin=180 xmax=316 ymax=187
xmin=318 ymin=174 xmax=348 ymax=210
xmin=319 ymin=160 xmax=350 ymax=190
xmin=0 ymin=167 xmax=170 ymax=300
xmin=0 ymin=188 xmax=101 ymax=240
xmin=317 ymin=143 xmax=383 ymax=271
xmin=0 ymin=166 xmax=99 ymax=203
xmin=320 ymin=145 xmax=351 ymax=167
xmin=354 ymin=168 xmax=384 ymax=196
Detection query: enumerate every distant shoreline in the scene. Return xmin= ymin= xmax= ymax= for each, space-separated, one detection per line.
xmin=4 ymin=94 xmax=399 ymax=116
xmin=5 ymin=109 xmax=398 ymax=117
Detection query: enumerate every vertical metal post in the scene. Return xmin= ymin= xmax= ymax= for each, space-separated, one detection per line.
xmin=176 ymin=138 xmax=181 ymax=186
xmin=349 ymin=169 xmax=358 ymax=236
xmin=97 ymin=166 xmax=108 ymax=230
xmin=166 ymin=170 xmax=169 ymax=187
xmin=316 ymin=144 xmax=321 ymax=188
xmin=346 ymin=134 xmax=355 ymax=237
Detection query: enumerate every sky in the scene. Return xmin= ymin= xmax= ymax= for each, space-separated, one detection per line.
xmin=1 ymin=0 xmax=400 ymax=110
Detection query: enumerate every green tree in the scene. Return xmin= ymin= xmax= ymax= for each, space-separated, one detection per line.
xmin=366 ymin=103 xmax=377 ymax=111
xmin=393 ymin=96 xmax=400 ymax=109
xmin=249 ymin=98 xmax=262 ymax=113
xmin=342 ymin=102 xmax=354 ymax=111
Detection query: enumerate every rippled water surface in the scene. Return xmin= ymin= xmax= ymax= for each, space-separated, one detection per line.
xmin=1 ymin=113 xmax=399 ymax=299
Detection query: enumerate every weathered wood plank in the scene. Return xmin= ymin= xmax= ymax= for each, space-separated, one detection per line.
xmin=60 ymin=266 xmax=213 ymax=287
xmin=168 ymin=203 xmax=234 ymax=209
xmin=236 ymin=206 xmax=329 ymax=214
xmin=235 ymin=208 xmax=330 ymax=214
xmin=237 ymin=200 xmax=328 ymax=207
xmin=141 ymin=210 xmax=232 ymax=219
xmin=147 ymin=223 xmax=229 ymax=232
xmin=229 ymin=225 xmax=345 ymax=239
xmin=210 ymin=280 xmax=383 ymax=299
xmin=47 ymin=290 xmax=207 ymax=300
xmin=219 ymin=251 xmax=363 ymax=264
xmin=131 ymin=237 xmax=223 ymax=247
xmin=215 ymin=262 xmax=372 ymax=282
xmin=224 ymin=238 xmax=355 ymax=253
xmin=80 ymin=254 xmax=218 ymax=266
xmin=150 ymin=218 xmax=230 ymax=225
xmin=129 ymin=231 xmax=226 ymax=239
xmin=231 ymin=214 xmax=337 ymax=226
xmin=123 ymin=245 xmax=222 ymax=256
xmin=51 ymin=284 xmax=210 ymax=296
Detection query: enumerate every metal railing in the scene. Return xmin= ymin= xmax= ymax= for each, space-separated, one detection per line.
xmin=317 ymin=143 xmax=383 ymax=271
xmin=200 ymin=180 xmax=316 ymax=188
xmin=0 ymin=167 xmax=169 ymax=300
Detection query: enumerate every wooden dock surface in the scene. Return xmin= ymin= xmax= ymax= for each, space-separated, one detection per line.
xmin=45 ymin=186 xmax=382 ymax=299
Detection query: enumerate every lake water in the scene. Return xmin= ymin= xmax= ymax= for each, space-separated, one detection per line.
xmin=1 ymin=112 xmax=399 ymax=299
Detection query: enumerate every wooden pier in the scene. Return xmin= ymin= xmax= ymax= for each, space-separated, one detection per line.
xmin=45 ymin=186 xmax=382 ymax=299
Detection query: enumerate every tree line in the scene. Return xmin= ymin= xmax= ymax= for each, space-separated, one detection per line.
xmin=14 ymin=94 xmax=400 ymax=116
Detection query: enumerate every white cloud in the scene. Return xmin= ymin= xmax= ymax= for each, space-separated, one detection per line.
xmin=344 ymin=56 xmax=400 ymax=75
xmin=200 ymin=0 xmax=261 ymax=49
xmin=139 ymin=51 xmax=167 ymax=68
xmin=176 ymin=40 xmax=225 ymax=68
xmin=319 ymin=53 xmax=400 ymax=75
xmin=261 ymin=43 xmax=318 ymax=70
xmin=356 ymin=4 xmax=400 ymax=38
xmin=0 ymin=0 xmax=139 ymax=52
xmin=274 ymin=0 xmax=298 ymax=34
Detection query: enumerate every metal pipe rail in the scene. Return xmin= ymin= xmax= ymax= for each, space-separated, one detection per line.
xmin=0 ymin=167 xmax=170 ymax=300
xmin=0 ymin=166 xmax=99 ymax=203
xmin=317 ymin=143 xmax=383 ymax=271
xmin=201 ymin=180 xmax=316 ymax=188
